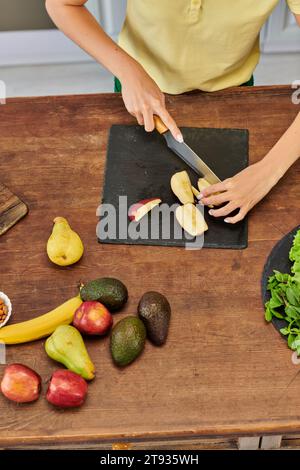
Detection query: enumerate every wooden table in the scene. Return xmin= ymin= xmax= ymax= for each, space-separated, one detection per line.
xmin=0 ymin=86 xmax=300 ymax=450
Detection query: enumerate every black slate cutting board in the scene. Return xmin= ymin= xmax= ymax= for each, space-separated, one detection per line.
xmin=261 ymin=225 xmax=300 ymax=337
xmin=98 ymin=125 xmax=249 ymax=249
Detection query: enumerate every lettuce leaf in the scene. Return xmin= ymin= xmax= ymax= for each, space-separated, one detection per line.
xmin=265 ymin=229 xmax=300 ymax=348
xmin=290 ymin=229 xmax=300 ymax=263
xmin=289 ymin=230 xmax=300 ymax=283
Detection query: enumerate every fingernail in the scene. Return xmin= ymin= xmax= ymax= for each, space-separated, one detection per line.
xmin=208 ymin=210 xmax=214 ymax=215
xmin=198 ymin=193 xmax=203 ymax=199
xmin=224 ymin=218 xmax=230 ymax=223
xmin=177 ymin=134 xmax=184 ymax=143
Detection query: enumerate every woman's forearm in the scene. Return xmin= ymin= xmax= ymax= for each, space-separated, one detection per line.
xmin=262 ymin=111 xmax=300 ymax=183
xmin=45 ymin=0 xmax=139 ymax=81
xmin=45 ymin=0 xmax=182 ymax=140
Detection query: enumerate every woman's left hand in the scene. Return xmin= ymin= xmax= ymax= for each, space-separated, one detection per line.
xmin=199 ymin=161 xmax=279 ymax=223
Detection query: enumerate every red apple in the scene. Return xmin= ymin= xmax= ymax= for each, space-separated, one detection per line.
xmin=128 ymin=198 xmax=161 ymax=222
xmin=1 ymin=363 xmax=41 ymax=403
xmin=73 ymin=301 xmax=113 ymax=335
xmin=46 ymin=369 xmax=88 ymax=408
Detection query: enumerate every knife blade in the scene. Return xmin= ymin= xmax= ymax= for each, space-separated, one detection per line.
xmin=154 ymin=116 xmax=221 ymax=185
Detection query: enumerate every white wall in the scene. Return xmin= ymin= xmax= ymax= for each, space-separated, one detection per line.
xmin=0 ymin=0 xmax=127 ymax=66
xmin=262 ymin=0 xmax=300 ymax=52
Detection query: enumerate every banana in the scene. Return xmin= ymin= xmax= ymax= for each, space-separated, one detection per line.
xmin=0 ymin=296 xmax=82 ymax=345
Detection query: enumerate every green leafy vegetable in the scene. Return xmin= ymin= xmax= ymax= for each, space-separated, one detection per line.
xmin=265 ymin=229 xmax=300 ymax=353
xmin=290 ymin=230 xmax=300 ymax=263
xmin=290 ymin=230 xmax=300 ymax=283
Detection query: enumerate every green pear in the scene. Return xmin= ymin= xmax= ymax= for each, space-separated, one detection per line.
xmin=47 ymin=217 xmax=84 ymax=266
xmin=45 ymin=325 xmax=95 ymax=380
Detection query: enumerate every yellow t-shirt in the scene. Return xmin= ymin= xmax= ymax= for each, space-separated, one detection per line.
xmin=118 ymin=0 xmax=300 ymax=94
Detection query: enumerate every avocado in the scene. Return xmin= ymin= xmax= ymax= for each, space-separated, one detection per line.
xmin=110 ymin=316 xmax=146 ymax=367
xmin=138 ymin=291 xmax=171 ymax=346
xmin=80 ymin=277 xmax=128 ymax=312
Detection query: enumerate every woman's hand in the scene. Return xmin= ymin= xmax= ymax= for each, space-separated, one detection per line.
xmin=199 ymin=112 xmax=300 ymax=223
xmin=199 ymin=161 xmax=280 ymax=223
xmin=120 ymin=62 xmax=183 ymax=142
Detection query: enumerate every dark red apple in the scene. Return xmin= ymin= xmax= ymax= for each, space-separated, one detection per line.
xmin=46 ymin=369 xmax=88 ymax=408
xmin=73 ymin=301 xmax=113 ymax=336
xmin=0 ymin=363 xmax=41 ymax=403
xmin=128 ymin=198 xmax=161 ymax=222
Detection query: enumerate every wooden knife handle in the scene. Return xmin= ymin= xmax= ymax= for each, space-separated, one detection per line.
xmin=154 ymin=115 xmax=168 ymax=134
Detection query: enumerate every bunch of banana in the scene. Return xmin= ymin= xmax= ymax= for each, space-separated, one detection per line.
xmin=0 ymin=296 xmax=82 ymax=345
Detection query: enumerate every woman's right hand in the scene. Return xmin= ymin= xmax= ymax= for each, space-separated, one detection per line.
xmin=45 ymin=0 xmax=182 ymax=141
xmin=120 ymin=63 xmax=183 ymax=142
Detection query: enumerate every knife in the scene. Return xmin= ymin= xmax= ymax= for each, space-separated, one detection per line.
xmin=154 ymin=116 xmax=221 ymax=185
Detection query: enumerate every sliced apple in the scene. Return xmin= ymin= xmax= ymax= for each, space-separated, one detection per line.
xmin=191 ymin=185 xmax=200 ymax=199
xmin=197 ymin=177 xmax=211 ymax=193
xmin=175 ymin=203 xmax=208 ymax=237
xmin=128 ymin=198 xmax=161 ymax=222
xmin=198 ymin=178 xmax=221 ymax=207
xmin=171 ymin=171 xmax=194 ymax=204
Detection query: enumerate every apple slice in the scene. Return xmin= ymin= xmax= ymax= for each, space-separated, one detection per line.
xmin=191 ymin=185 xmax=200 ymax=199
xmin=128 ymin=198 xmax=161 ymax=222
xmin=175 ymin=203 xmax=208 ymax=237
xmin=198 ymin=178 xmax=221 ymax=207
xmin=198 ymin=178 xmax=213 ymax=208
xmin=197 ymin=177 xmax=211 ymax=193
xmin=171 ymin=171 xmax=194 ymax=204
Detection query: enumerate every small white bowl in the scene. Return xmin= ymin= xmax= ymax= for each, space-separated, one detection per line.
xmin=0 ymin=292 xmax=12 ymax=328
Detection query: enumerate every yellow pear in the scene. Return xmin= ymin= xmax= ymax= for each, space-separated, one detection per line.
xmin=47 ymin=217 xmax=84 ymax=266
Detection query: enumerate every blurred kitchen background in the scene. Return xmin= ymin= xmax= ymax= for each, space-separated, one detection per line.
xmin=0 ymin=0 xmax=300 ymax=97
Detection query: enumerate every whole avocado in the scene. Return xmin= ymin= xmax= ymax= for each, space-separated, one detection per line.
xmin=110 ymin=316 xmax=146 ymax=367
xmin=138 ymin=291 xmax=171 ymax=346
xmin=80 ymin=277 xmax=128 ymax=312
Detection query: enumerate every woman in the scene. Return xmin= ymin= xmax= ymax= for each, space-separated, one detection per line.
xmin=46 ymin=0 xmax=300 ymax=223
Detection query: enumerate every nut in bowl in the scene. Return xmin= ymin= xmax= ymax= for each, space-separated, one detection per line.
xmin=0 ymin=292 xmax=12 ymax=328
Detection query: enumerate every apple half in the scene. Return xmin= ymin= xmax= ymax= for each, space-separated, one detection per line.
xmin=128 ymin=198 xmax=161 ymax=222
xmin=175 ymin=203 xmax=208 ymax=237
xmin=171 ymin=171 xmax=194 ymax=204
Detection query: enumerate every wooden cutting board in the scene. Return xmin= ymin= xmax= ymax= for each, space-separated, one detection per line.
xmin=0 ymin=183 xmax=28 ymax=236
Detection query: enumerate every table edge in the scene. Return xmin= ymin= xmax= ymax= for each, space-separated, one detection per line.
xmin=4 ymin=85 xmax=293 ymax=105
xmin=1 ymin=419 xmax=300 ymax=446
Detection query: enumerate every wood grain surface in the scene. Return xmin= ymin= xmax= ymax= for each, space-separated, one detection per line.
xmin=0 ymin=183 xmax=28 ymax=236
xmin=0 ymin=86 xmax=299 ymax=448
